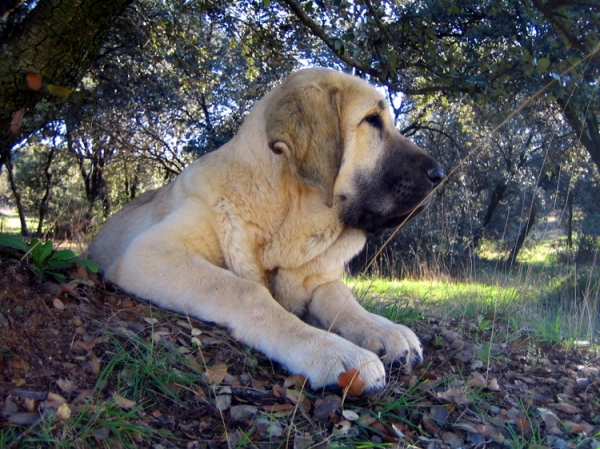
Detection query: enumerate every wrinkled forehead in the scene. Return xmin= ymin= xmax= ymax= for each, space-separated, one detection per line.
xmin=341 ymin=75 xmax=388 ymax=111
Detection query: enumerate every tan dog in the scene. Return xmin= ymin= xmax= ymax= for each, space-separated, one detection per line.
xmin=88 ymin=68 xmax=444 ymax=392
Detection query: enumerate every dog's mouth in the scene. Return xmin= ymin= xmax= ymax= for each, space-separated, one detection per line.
xmin=342 ymin=197 xmax=431 ymax=235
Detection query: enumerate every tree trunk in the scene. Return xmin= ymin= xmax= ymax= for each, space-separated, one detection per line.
xmin=5 ymin=154 xmax=29 ymax=237
xmin=567 ymin=192 xmax=573 ymax=249
xmin=0 ymin=0 xmax=132 ymax=169
xmin=558 ymin=99 xmax=600 ymax=178
xmin=472 ymin=181 xmax=507 ymax=249
xmin=36 ymin=146 xmax=56 ymax=236
xmin=505 ymin=198 xmax=538 ymax=269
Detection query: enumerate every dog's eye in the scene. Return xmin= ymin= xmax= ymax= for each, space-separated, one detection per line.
xmin=364 ymin=114 xmax=383 ymax=129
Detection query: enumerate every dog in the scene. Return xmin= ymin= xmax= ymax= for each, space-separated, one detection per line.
xmin=88 ymin=68 xmax=444 ymax=392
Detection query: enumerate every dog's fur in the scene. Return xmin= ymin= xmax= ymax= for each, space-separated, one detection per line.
xmin=88 ymin=68 xmax=443 ymax=391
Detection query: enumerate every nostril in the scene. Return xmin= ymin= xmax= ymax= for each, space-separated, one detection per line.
xmin=425 ymin=165 xmax=445 ymax=185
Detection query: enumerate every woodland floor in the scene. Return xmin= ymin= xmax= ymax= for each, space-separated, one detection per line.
xmin=0 ymin=256 xmax=599 ymax=448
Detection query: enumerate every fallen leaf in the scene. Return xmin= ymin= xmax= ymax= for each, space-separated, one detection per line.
xmin=285 ymin=388 xmax=305 ymax=404
xmin=8 ymin=412 xmax=39 ymax=425
xmin=313 ymin=395 xmax=341 ymax=421
xmin=57 ymin=378 xmax=76 ymax=394
xmin=230 ymin=405 xmax=258 ymax=421
xmin=486 ymin=378 xmax=500 ymax=391
xmin=53 ymin=297 xmax=65 ymax=310
xmin=470 ymin=372 xmax=487 ymax=389
xmin=47 ymin=392 xmax=67 ymax=405
xmin=552 ymin=402 xmax=580 ymax=414
xmin=59 ymin=283 xmax=79 ymax=297
xmin=442 ymin=431 xmax=464 ymax=448
xmin=283 ymin=374 xmax=305 ymax=389
xmin=342 ymin=409 xmax=360 ymax=421
xmin=205 ymin=363 xmax=228 ymax=385
xmin=113 ymin=394 xmax=136 ymax=410
xmin=10 ymin=108 xmax=25 ymax=133
xmin=215 ymin=386 xmax=231 ymax=411
xmin=569 ymin=424 xmax=584 ymax=434
xmin=26 ymin=73 xmax=42 ymax=91
xmin=338 ymin=368 xmax=366 ymax=396
xmin=55 ymin=402 xmax=71 ymax=421
xmin=437 ymin=387 xmax=470 ymax=407
xmin=516 ymin=416 xmax=531 ymax=432
xmin=75 ymin=340 xmax=95 ymax=350
xmin=92 ymin=428 xmax=110 ymax=440
xmin=12 ymin=376 xmax=26 ymax=387
xmin=331 ymin=419 xmax=352 ymax=436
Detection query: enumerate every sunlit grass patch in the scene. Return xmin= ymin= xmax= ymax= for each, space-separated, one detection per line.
xmin=347 ymin=276 xmax=527 ymax=320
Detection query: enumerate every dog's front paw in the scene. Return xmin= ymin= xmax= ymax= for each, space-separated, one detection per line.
xmin=340 ymin=313 xmax=423 ymax=370
xmin=282 ymin=331 xmax=386 ymax=392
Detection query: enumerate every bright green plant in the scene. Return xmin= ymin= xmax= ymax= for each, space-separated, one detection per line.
xmin=0 ymin=233 xmax=98 ymax=282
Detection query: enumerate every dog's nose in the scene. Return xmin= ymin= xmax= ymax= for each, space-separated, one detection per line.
xmin=425 ymin=165 xmax=445 ymax=186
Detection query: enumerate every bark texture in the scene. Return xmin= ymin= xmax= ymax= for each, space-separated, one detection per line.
xmin=0 ymin=0 xmax=132 ymax=166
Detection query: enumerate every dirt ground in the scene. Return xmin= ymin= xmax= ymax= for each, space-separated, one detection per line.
xmin=0 ymin=255 xmax=599 ymax=448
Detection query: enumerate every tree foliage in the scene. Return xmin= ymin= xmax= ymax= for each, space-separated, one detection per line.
xmin=1 ymin=0 xmax=599 ymax=272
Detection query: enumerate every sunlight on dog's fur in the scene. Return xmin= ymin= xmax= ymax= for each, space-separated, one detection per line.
xmin=88 ymin=68 xmax=444 ymax=392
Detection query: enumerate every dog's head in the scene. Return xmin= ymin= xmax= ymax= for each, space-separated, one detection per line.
xmin=265 ymin=68 xmax=444 ymax=234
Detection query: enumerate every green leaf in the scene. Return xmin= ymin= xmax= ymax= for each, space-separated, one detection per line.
xmin=31 ymin=240 xmax=53 ymax=266
xmin=51 ymin=249 xmax=76 ymax=261
xmin=0 ymin=234 xmax=29 ymax=252
xmin=536 ymin=57 xmax=550 ymax=75
xmin=47 ymin=272 xmax=66 ymax=283
xmin=75 ymin=258 xmax=99 ymax=273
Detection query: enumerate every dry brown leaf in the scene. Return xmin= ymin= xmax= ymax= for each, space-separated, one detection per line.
xmin=486 ymin=378 xmax=500 ymax=391
xmin=8 ymin=412 xmax=39 ymax=425
xmin=55 ymin=402 xmax=71 ymax=421
xmin=90 ymin=355 xmax=101 ymax=376
xmin=75 ymin=340 xmax=95 ymax=351
xmin=92 ymin=428 xmax=110 ymax=441
xmin=24 ymin=397 xmax=35 ymax=413
xmin=47 ymin=392 xmax=67 ymax=405
xmin=442 ymin=431 xmax=464 ymax=449
xmin=331 ymin=420 xmax=352 ymax=437
xmin=516 ymin=416 xmax=531 ymax=432
xmin=264 ymin=404 xmax=294 ymax=413
xmin=57 ymin=378 xmax=76 ymax=394
xmin=113 ymin=394 xmax=136 ymax=410
xmin=569 ymin=424 xmax=584 ymax=434
xmin=205 ymin=363 xmax=228 ymax=385
xmin=470 ymin=372 xmax=487 ymax=389
xmin=437 ymin=387 xmax=470 ymax=406
xmin=553 ymin=402 xmax=581 ymax=414
xmin=285 ymin=388 xmax=304 ymax=404
xmin=12 ymin=376 xmax=26 ymax=387
xmin=53 ymin=297 xmax=65 ymax=310
xmin=338 ymin=368 xmax=366 ymax=396
xmin=283 ymin=374 xmax=306 ymax=389
xmin=215 ymin=386 xmax=231 ymax=411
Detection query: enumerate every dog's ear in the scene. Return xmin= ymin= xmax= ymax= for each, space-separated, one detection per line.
xmin=265 ymin=82 xmax=343 ymax=207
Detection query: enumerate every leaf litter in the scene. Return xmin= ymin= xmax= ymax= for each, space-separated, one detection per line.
xmin=0 ymin=258 xmax=599 ymax=447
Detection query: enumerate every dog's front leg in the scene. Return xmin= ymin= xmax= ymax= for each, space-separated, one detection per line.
xmin=308 ymin=281 xmax=423 ymax=370
xmin=110 ymin=234 xmax=386 ymax=391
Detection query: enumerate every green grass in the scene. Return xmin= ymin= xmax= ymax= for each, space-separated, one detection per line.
xmin=347 ymin=258 xmax=600 ymax=346
xmin=348 ymin=276 xmax=527 ymax=320
xmin=0 ymin=209 xmax=38 ymax=235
